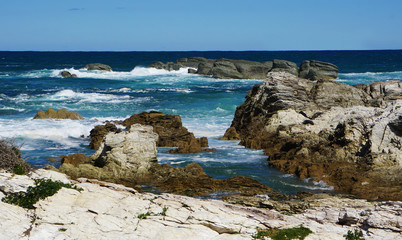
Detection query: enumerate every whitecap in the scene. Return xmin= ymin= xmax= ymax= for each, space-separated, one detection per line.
xmin=48 ymin=89 xmax=132 ymax=103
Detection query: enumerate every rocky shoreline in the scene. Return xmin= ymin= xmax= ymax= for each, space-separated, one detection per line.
xmin=1 ymin=169 xmax=401 ymax=239
xmin=2 ymin=58 xmax=401 ymax=239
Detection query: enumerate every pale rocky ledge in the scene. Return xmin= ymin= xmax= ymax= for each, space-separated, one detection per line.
xmin=0 ymin=169 xmax=401 ymax=240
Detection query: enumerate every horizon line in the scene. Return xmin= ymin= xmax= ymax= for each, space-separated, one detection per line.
xmin=1 ymin=49 xmax=402 ymax=53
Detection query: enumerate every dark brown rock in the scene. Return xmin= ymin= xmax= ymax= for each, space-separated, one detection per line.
xmin=123 ymin=111 xmax=208 ymax=153
xmin=61 ymin=153 xmax=91 ymax=167
xmin=89 ymin=123 xmax=119 ymax=149
xmin=61 ymin=71 xmax=76 ymax=78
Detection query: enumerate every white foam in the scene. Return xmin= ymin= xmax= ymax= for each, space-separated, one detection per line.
xmin=0 ymin=106 xmax=25 ymax=112
xmin=48 ymin=89 xmax=133 ymax=103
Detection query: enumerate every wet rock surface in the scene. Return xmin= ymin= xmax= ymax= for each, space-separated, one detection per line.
xmin=0 ymin=169 xmax=400 ymax=240
xmin=85 ymin=63 xmax=112 ymax=71
xmin=223 ymin=72 xmax=402 ymax=200
xmin=33 ymin=108 xmax=84 ymax=120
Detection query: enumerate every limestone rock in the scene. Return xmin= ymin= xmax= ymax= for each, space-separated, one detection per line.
xmin=0 ymin=170 xmax=400 ymax=240
xmin=33 ymin=108 xmax=84 ymax=120
xmin=91 ymin=124 xmax=158 ymax=175
xmin=299 ymin=60 xmax=338 ymax=80
xmin=85 ymin=63 xmax=112 ymax=71
xmin=223 ymin=72 xmax=402 ymax=200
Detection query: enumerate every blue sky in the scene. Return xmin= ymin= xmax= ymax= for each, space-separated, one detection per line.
xmin=1 ymin=0 xmax=401 ymax=51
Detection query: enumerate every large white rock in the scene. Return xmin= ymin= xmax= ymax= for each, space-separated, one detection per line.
xmin=91 ymin=123 xmax=158 ymax=174
xmin=0 ymin=169 xmax=401 ymax=240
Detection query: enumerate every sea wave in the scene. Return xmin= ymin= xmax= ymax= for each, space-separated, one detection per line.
xmin=338 ymin=71 xmax=402 ymax=84
xmin=48 ymin=89 xmax=133 ymax=103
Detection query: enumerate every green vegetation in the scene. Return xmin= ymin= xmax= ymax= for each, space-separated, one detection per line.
xmin=0 ymin=139 xmax=31 ymax=174
xmin=137 ymin=212 xmax=151 ymax=219
xmin=252 ymin=226 xmax=313 ymax=240
xmin=395 ymin=106 xmax=400 ymax=109
xmin=58 ymin=228 xmax=67 ymax=232
xmin=344 ymin=229 xmax=365 ymax=240
xmin=160 ymin=206 xmax=168 ymax=216
xmin=2 ymin=178 xmax=83 ymax=209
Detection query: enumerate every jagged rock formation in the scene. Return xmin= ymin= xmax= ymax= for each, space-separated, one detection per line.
xmin=0 ymin=169 xmax=400 ymax=240
xmin=148 ymin=57 xmax=338 ymax=80
xmin=33 ymin=108 xmax=84 ymax=120
xmin=60 ymin=124 xmax=271 ymax=196
xmin=85 ymin=63 xmax=112 ymax=71
xmin=222 ymin=72 xmax=402 ymax=200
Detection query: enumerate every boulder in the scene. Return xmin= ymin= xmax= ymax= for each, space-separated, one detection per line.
xmin=89 ymin=123 xmax=119 ymax=149
xmin=222 ymin=72 xmax=402 ymax=200
xmin=33 ymin=108 xmax=84 ymax=120
xmin=61 ymin=153 xmax=91 ymax=167
xmin=92 ymin=124 xmax=158 ymax=173
xmin=299 ymin=60 xmax=338 ymax=80
xmin=188 ymin=68 xmax=197 ymax=74
xmin=196 ymin=62 xmax=214 ymax=75
xmin=85 ymin=63 xmax=112 ymax=71
xmin=60 ymin=71 xmax=77 ymax=78
xmin=270 ymin=59 xmax=299 ymax=76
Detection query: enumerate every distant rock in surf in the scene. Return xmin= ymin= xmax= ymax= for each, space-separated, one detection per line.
xmin=85 ymin=63 xmax=112 ymax=71
xmin=60 ymin=71 xmax=77 ymax=78
xmin=33 ymin=108 xmax=84 ymax=120
xmin=148 ymin=57 xmax=338 ymax=80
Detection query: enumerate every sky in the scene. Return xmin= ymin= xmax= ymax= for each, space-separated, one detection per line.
xmin=1 ymin=0 xmax=402 ymax=51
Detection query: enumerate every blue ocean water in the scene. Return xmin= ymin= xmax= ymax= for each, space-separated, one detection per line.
xmin=1 ymin=50 xmax=401 ymax=194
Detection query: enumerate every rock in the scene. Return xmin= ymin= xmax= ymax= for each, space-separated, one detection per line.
xmin=388 ymin=116 xmax=402 ymax=136
xmin=148 ymin=57 xmax=339 ymax=80
xmin=196 ymin=62 xmax=214 ymax=75
xmin=91 ymin=124 xmax=158 ymax=174
xmin=123 ymin=111 xmax=209 ymax=153
xmin=33 ymin=108 xmax=84 ymax=120
xmin=219 ymin=127 xmax=240 ymax=140
xmin=299 ymin=60 xmax=338 ymax=80
xmin=85 ymin=63 xmax=112 ymax=71
xmin=60 ymin=71 xmax=77 ymax=78
xmin=271 ymin=59 xmax=299 ymax=76
xmin=89 ymin=123 xmax=119 ymax=149
xmin=188 ymin=68 xmax=197 ymax=74
xmin=1 ymin=170 xmax=401 ymax=240
xmin=223 ymin=72 xmax=402 ymax=200
xmin=61 ymin=153 xmax=91 ymax=167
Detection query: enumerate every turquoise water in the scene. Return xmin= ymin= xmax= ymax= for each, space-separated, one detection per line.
xmin=1 ymin=50 xmax=401 ymax=194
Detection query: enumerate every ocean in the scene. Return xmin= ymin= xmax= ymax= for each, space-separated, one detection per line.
xmin=1 ymin=50 xmax=402 ymax=194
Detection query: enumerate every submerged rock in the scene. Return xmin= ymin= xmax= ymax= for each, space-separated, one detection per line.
xmin=222 ymin=72 xmax=402 ymax=200
xmin=85 ymin=63 xmax=112 ymax=71
xmin=33 ymin=108 xmax=84 ymax=120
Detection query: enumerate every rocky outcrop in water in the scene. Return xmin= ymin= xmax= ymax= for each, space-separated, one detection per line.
xmin=89 ymin=123 xmax=119 ymax=149
xmin=223 ymin=72 xmax=402 ymax=200
xmin=60 ymin=71 xmax=77 ymax=78
xmin=1 ymin=169 xmax=400 ymax=240
xmin=148 ymin=57 xmax=338 ymax=80
xmin=85 ymin=63 xmax=112 ymax=71
xmin=33 ymin=108 xmax=84 ymax=120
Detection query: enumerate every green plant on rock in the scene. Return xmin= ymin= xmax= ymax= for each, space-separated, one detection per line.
xmin=137 ymin=212 xmax=151 ymax=219
xmin=344 ymin=229 xmax=365 ymax=240
xmin=252 ymin=226 xmax=313 ymax=240
xmin=160 ymin=206 xmax=168 ymax=216
xmin=2 ymin=178 xmax=83 ymax=209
